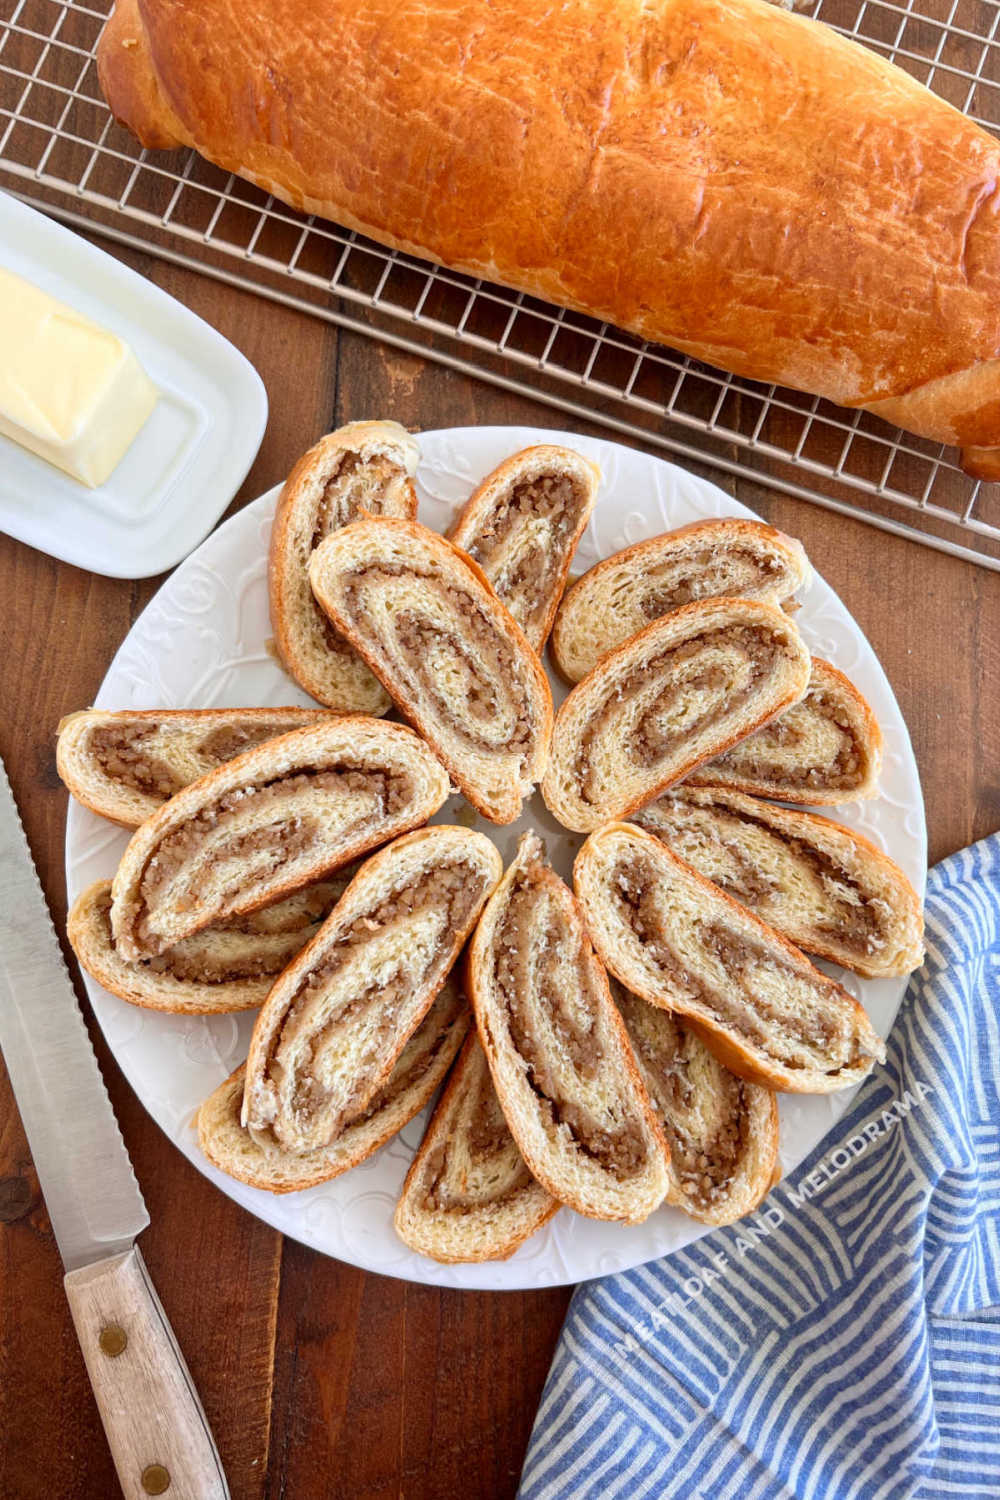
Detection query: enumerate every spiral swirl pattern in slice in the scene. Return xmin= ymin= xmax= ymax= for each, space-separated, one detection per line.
xmin=69 ymin=875 xmax=353 ymax=1014
xmin=448 ymin=445 xmax=598 ymax=651
xmin=111 ymin=717 xmax=450 ymax=959
xmin=57 ymin=706 xmax=333 ymax=826
xmin=269 ymin=421 xmax=419 ymax=712
xmin=635 ymin=787 xmax=922 ymax=976
xmin=243 ymin=825 xmax=503 ymax=1154
xmin=551 ymin=518 xmax=811 ymax=683
xmin=309 ymin=516 xmax=553 ymax=823
xmin=612 ymin=980 xmax=778 ymax=1226
xmin=468 ymin=831 xmax=671 ymax=1222
xmin=543 ymin=596 xmax=811 ymax=832
xmin=199 ymin=977 xmax=469 ymax=1193
xmin=688 ymin=658 xmax=881 ymax=803
xmin=575 ymin=823 xmax=886 ymax=1093
xmin=394 ymin=1035 xmax=558 ymax=1262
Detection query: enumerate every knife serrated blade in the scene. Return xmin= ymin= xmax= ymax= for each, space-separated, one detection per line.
xmin=0 ymin=754 xmax=148 ymax=1271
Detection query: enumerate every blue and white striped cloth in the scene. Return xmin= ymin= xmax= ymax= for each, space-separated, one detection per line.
xmin=520 ymin=834 xmax=1000 ymax=1500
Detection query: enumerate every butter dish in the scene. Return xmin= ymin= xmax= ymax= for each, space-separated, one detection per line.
xmin=0 ymin=191 xmax=267 ymax=578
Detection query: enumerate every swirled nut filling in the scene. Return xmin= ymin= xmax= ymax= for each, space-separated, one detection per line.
xmin=89 ymin=723 xmax=186 ymax=799
xmin=611 ymin=855 xmax=865 ymax=1071
xmin=650 ymin=802 xmax=887 ymax=957
xmin=421 ymin=1053 xmax=536 ymax=1212
xmin=616 ymin=991 xmax=749 ymax=1212
xmin=93 ymin=884 xmax=331 ymax=983
xmin=462 ymin=472 xmax=586 ymax=637
xmin=356 ymin=986 xmax=463 ymax=1125
xmin=88 ymin=719 xmax=311 ymax=800
xmin=259 ymin=862 xmax=485 ymax=1147
xmin=706 ymin=690 xmax=863 ymax=790
xmin=637 ymin=545 xmax=789 ymax=621
xmin=307 ymin=449 xmax=413 ymax=655
xmin=125 ymin=764 xmax=412 ymax=952
xmin=195 ymin=721 xmax=310 ymax=764
xmin=239 ymin=987 xmax=463 ymax=1164
xmin=309 ymin=451 xmax=406 ymax=548
xmin=340 ymin=566 xmax=537 ymax=758
xmin=574 ymin=623 xmax=794 ymax=804
xmin=491 ymin=865 xmax=649 ymax=1179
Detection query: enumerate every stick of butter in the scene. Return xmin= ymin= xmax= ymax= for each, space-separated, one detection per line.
xmin=0 ymin=265 xmax=158 ymax=488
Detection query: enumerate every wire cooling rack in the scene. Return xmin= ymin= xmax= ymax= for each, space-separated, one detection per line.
xmin=3 ymin=0 xmax=1000 ymax=568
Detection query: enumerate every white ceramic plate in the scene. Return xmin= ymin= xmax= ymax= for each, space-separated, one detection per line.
xmin=0 ymin=191 xmax=267 ymax=578
xmin=65 ymin=425 xmax=926 ymax=1290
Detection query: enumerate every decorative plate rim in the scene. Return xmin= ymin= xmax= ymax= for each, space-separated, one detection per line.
xmin=65 ymin=424 xmax=926 ymax=1291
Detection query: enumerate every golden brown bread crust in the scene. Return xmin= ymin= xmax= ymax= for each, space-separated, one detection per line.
xmin=308 ymin=516 xmax=554 ymax=825
xmin=574 ymin=822 xmax=886 ymax=1093
xmin=98 ymin=0 xmax=187 ymax=148
xmin=198 ymin=980 xmax=470 ymax=1193
xmin=268 ymin=421 xmax=419 ymax=712
xmin=56 ymin=706 xmax=334 ymax=827
xmin=99 ymin=0 xmax=1000 ymax=467
xmin=959 ymin=443 xmax=1000 ymax=482
xmin=393 ymin=1034 xmax=560 ymax=1262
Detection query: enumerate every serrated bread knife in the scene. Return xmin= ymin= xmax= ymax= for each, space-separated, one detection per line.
xmin=0 ymin=756 xmax=228 ymax=1500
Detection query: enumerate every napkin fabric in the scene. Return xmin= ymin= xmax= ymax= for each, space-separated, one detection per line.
xmin=519 ymin=834 xmax=1000 ymax=1500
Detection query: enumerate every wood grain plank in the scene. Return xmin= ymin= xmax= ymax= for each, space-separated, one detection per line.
xmin=266 ymin=1242 xmax=571 ymax=1500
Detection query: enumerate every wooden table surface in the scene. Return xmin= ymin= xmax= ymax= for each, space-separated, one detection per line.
xmin=1 ymin=237 xmax=998 ymax=1500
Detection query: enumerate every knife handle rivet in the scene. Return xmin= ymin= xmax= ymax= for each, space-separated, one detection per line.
xmin=98 ymin=1323 xmax=128 ymax=1358
xmin=141 ymin=1464 xmax=171 ymax=1494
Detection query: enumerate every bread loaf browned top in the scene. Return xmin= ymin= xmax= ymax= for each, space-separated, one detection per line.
xmin=100 ymin=0 xmax=1000 ymax=472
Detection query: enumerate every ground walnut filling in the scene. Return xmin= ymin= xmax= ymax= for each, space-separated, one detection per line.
xmin=306 ymin=450 xmax=411 ymax=656
xmin=195 ymin=721 xmax=309 ymax=765
xmin=89 ymin=719 xmax=315 ymax=801
xmin=89 ymin=723 xmax=186 ymax=799
xmin=612 ymin=856 xmax=856 ymax=1067
xmin=340 ymin=565 xmax=536 ymax=756
xmin=95 ymin=882 xmax=343 ymax=985
xmin=357 ymin=988 xmax=461 ymax=1126
xmin=464 ymin=471 xmax=586 ymax=633
xmin=146 ymin=934 xmax=304 ymax=983
xmin=421 ymin=1059 xmax=535 ymax=1213
xmin=637 ymin=545 xmax=789 ymax=621
xmin=669 ymin=1115 xmax=746 ymax=1210
xmin=492 ymin=867 xmax=649 ymax=1179
xmin=263 ymin=862 xmax=484 ymax=1141
xmin=656 ymin=803 xmax=886 ymax=956
xmin=710 ymin=690 xmax=863 ymax=789
xmin=126 ymin=764 xmax=413 ymax=949
xmin=575 ymin=623 xmax=794 ymax=802
xmin=617 ymin=994 xmax=749 ymax=1210
xmin=308 ymin=451 xmax=407 ymax=550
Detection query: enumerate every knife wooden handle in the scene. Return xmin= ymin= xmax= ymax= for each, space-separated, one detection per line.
xmin=64 ymin=1244 xmax=229 ymax=1499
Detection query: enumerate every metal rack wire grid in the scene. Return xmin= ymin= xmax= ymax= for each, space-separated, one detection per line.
xmin=2 ymin=0 xmax=1000 ymax=568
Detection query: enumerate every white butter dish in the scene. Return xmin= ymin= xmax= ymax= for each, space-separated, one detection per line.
xmin=0 ymin=191 xmax=267 ymax=578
